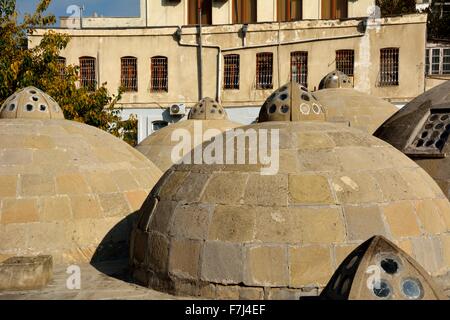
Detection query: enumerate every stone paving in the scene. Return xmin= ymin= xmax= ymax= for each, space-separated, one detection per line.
xmin=0 ymin=259 xmax=448 ymax=300
xmin=0 ymin=260 xmax=185 ymax=300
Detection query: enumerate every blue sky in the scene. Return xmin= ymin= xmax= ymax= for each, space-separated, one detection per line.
xmin=16 ymin=0 xmax=140 ymax=24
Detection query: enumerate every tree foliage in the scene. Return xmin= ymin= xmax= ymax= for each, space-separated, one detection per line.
xmin=376 ymin=0 xmax=418 ymax=16
xmin=0 ymin=0 xmax=138 ymax=145
xmin=425 ymin=1 xmax=450 ymax=41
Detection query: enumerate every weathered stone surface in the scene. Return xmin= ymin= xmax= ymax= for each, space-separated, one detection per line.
xmin=0 ymin=256 xmax=52 ymax=291
xmin=170 ymin=204 xmax=212 ymax=240
xmin=1 ymin=198 xmax=39 ymax=224
xmin=40 ymin=196 xmax=72 ymax=222
xmin=289 ymin=174 xmax=334 ymax=204
xmin=244 ymin=245 xmax=288 ymax=287
xmin=201 ymin=241 xmax=243 ymax=284
xmin=344 ymin=205 xmax=387 ymax=241
xmin=382 ymin=202 xmax=422 ymax=237
xmin=56 ymin=174 xmax=90 ymax=195
xmin=0 ymin=175 xmax=17 ymax=197
xmin=244 ymin=174 xmax=288 ymax=206
xmin=202 ymin=172 xmax=248 ymax=204
xmin=169 ymin=238 xmax=201 ymax=279
xmin=289 ymin=245 xmax=333 ymax=288
xmin=208 ymin=205 xmax=255 ymax=242
xmin=415 ymin=200 xmax=447 ymax=235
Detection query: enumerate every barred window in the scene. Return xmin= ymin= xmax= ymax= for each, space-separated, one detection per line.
xmin=336 ymin=49 xmax=354 ymax=76
xmin=224 ymin=54 xmax=240 ymax=90
xmin=79 ymin=56 xmax=96 ymax=91
xmin=121 ymin=57 xmax=138 ymax=92
xmin=256 ymin=52 xmax=273 ymax=90
xmin=57 ymin=57 xmax=66 ymax=80
xmin=379 ymin=48 xmax=399 ymax=87
xmin=290 ymin=51 xmax=308 ymax=87
xmin=151 ymin=56 xmax=168 ymax=92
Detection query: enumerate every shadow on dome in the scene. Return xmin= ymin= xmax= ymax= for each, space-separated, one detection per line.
xmin=89 ymin=211 xmax=139 ymax=282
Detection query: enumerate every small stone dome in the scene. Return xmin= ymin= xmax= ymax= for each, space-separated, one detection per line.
xmin=0 ymin=87 xmax=64 ymax=120
xmin=258 ymin=82 xmax=325 ymax=123
xmin=374 ymin=80 xmax=450 ymax=200
xmin=137 ymin=98 xmax=241 ymax=172
xmin=315 ymin=88 xmax=398 ymax=134
xmin=0 ymin=91 xmax=162 ymax=264
xmin=131 ymin=120 xmax=450 ymax=299
xmin=319 ymin=70 xmax=353 ymax=89
xmin=188 ymin=97 xmax=228 ymax=120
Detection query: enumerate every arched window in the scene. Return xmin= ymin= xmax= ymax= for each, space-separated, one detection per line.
xmin=79 ymin=56 xmax=96 ymax=91
xmin=121 ymin=57 xmax=138 ymax=92
xmin=224 ymin=54 xmax=240 ymax=90
xmin=151 ymin=56 xmax=168 ymax=92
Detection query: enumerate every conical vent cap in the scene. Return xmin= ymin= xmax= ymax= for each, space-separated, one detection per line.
xmin=1 ymin=86 xmax=65 ymax=120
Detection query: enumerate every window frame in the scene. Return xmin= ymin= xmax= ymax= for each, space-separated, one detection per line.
xmin=290 ymin=51 xmax=308 ymax=87
xmin=335 ymin=49 xmax=354 ymax=77
xmin=379 ymin=47 xmax=399 ymax=87
xmin=151 ymin=56 xmax=168 ymax=93
xmin=425 ymin=47 xmax=450 ymax=76
xmin=277 ymin=0 xmax=303 ymax=22
xmin=232 ymin=0 xmax=258 ymax=24
xmin=57 ymin=56 xmax=66 ymax=80
xmin=79 ymin=56 xmax=97 ymax=91
xmin=121 ymin=56 xmax=138 ymax=92
xmin=321 ymin=0 xmax=348 ymax=19
xmin=256 ymin=52 xmax=274 ymax=90
xmin=223 ymin=54 xmax=240 ymax=90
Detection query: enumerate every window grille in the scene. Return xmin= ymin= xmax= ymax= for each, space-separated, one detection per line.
xmin=290 ymin=51 xmax=308 ymax=87
xmin=57 ymin=57 xmax=66 ymax=80
xmin=224 ymin=54 xmax=240 ymax=90
xmin=256 ymin=52 xmax=273 ymax=90
xmin=121 ymin=57 xmax=138 ymax=92
xmin=336 ymin=49 xmax=354 ymax=76
xmin=151 ymin=56 xmax=168 ymax=92
xmin=379 ymin=48 xmax=399 ymax=86
xmin=79 ymin=56 xmax=96 ymax=91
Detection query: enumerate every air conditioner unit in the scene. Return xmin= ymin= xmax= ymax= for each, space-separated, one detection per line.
xmin=169 ymin=103 xmax=186 ymax=116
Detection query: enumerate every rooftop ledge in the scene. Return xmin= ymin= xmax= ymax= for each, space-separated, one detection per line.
xmin=31 ymin=13 xmax=427 ymax=37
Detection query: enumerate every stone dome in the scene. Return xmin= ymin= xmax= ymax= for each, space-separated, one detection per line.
xmin=0 ymin=87 xmax=64 ymax=120
xmin=374 ymin=80 xmax=450 ymax=200
xmin=130 ymin=120 xmax=450 ymax=299
xmin=318 ymin=70 xmax=353 ymax=89
xmin=0 ymin=93 xmax=162 ymax=264
xmin=188 ymin=97 xmax=228 ymax=120
xmin=136 ymin=98 xmax=241 ymax=172
xmin=258 ymin=82 xmax=325 ymax=123
xmin=314 ymin=88 xmax=399 ymax=134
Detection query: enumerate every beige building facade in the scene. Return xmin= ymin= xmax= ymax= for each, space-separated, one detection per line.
xmin=29 ymin=1 xmax=428 ymax=141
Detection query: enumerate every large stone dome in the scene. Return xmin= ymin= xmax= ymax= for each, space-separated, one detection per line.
xmin=0 ymin=88 xmax=162 ymax=263
xmin=130 ymin=120 xmax=450 ymax=299
xmin=314 ymin=88 xmax=398 ymax=134
xmin=374 ymin=80 xmax=450 ymax=199
xmin=136 ymin=98 xmax=241 ymax=172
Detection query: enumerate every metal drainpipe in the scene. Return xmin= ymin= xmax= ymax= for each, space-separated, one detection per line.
xmin=198 ymin=2 xmax=204 ymax=100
